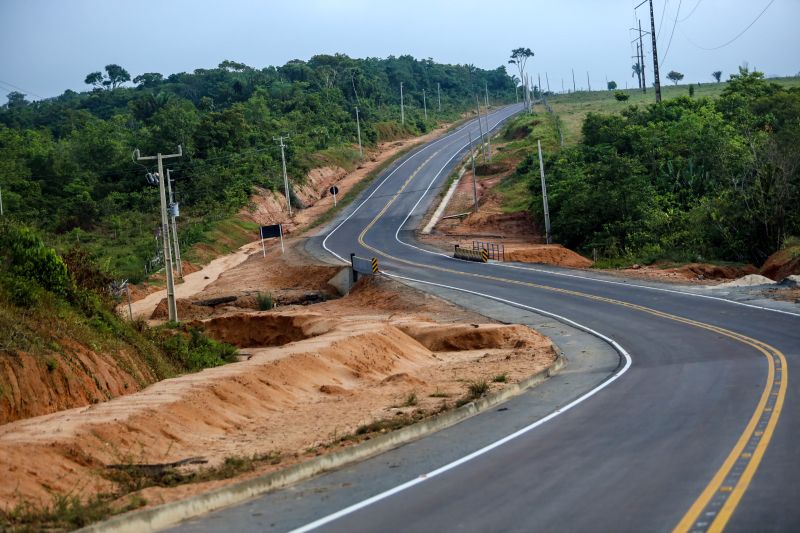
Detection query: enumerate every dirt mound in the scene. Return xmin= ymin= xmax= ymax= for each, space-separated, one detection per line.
xmin=456 ymin=211 xmax=538 ymax=238
xmin=190 ymin=313 xmax=337 ymax=348
xmin=0 ymin=316 xmax=555 ymax=507
xmin=673 ymin=263 xmax=756 ymax=280
xmin=397 ymin=322 xmax=549 ymax=352
xmin=505 ymin=244 xmax=593 ymax=268
xmin=760 ymin=246 xmax=800 ymax=281
xmin=713 ymin=274 xmax=777 ymax=288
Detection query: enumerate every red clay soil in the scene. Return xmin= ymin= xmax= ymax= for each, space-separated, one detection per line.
xmin=0 ymin=340 xmax=158 ymax=425
xmin=760 ymin=246 xmax=800 ymax=281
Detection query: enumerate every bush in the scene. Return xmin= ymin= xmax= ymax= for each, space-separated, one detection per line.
xmin=256 ymin=292 xmax=274 ymax=310
xmin=614 ymin=91 xmax=630 ymax=102
xmin=157 ymin=326 xmax=238 ymax=371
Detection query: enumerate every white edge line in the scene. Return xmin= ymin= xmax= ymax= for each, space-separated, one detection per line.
xmin=290 ymin=272 xmax=632 ymax=533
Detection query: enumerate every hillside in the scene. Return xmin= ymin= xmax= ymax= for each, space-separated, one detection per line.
xmin=0 ymin=54 xmax=515 ymax=282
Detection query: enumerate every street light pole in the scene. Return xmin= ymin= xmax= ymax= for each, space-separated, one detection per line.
xmin=475 ymin=94 xmax=486 ymax=163
xmin=166 ymin=169 xmax=182 ymax=278
xmin=469 ymin=131 xmax=478 ymax=213
xmin=135 ymin=145 xmax=183 ymax=322
xmin=274 ymin=135 xmax=292 ymax=216
xmin=355 ymin=106 xmax=363 ymax=158
xmin=437 ymin=82 xmax=441 ymax=112
xmin=423 ymin=89 xmax=428 ymax=120
xmin=537 ymin=140 xmax=552 ymax=245
xmin=400 ymin=82 xmax=405 ymax=124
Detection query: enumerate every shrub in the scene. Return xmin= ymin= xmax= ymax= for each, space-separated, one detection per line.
xmin=256 ymin=292 xmax=274 ymax=311
xmin=614 ymin=91 xmax=630 ymax=102
xmin=467 ymin=380 xmax=489 ymax=399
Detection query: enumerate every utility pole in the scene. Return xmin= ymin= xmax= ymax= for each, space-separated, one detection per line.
xmin=538 ymin=73 xmax=542 ymax=98
xmin=166 ymin=169 xmax=182 ymax=278
xmin=135 ymin=145 xmax=183 ymax=322
xmin=468 ymin=131 xmax=479 ymax=213
xmin=640 ymin=19 xmax=647 ymax=93
xmin=0 ymin=185 xmax=3 ymax=216
xmin=475 ymin=95 xmax=486 ymax=162
xmin=537 ymin=140 xmax=552 ymax=245
xmin=484 ymin=80 xmax=490 ymax=110
xmin=400 ymin=82 xmax=405 ymax=124
xmin=355 ymin=106 xmax=363 ymax=158
xmin=479 ymin=92 xmax=491 ymax=161
xmin=587 ymin=72 xmax=592 ymax=91
xmin=545 ymin=72 xmax=551 ymax=94
xmin=515 ymin=85 xmax=519 ymax=103
xmin=437 ymin=82 xmax=441 ymax=112
xmin=273 ymin=135 xmax=292 ymax=216
xmin=636 ymin=0 xmax=662 ymax=102
xmin=423 ymin=89 xmax=428 ymax=120
xmin=572 ymin=69 xmax=577 ymax=92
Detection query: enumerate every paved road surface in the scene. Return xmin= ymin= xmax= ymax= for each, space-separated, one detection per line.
xmin=173 ymin=104 xmax=799 ymax=532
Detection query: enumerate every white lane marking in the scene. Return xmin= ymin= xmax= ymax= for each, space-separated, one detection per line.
xmin=290 ymin=272 xmax=632 ymax=533
xmin=322 ymin=105 xmax=522 ymax=264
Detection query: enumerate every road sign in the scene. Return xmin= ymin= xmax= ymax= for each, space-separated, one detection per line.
xmin=260 ymin=224 xmax=284 ymax=256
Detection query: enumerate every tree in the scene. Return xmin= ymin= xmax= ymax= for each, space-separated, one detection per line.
xmin=5 ymin=91 xmax=29 ymax=108
xmin=666 ymin=71 xmax=685 ymax=85
xmin=508 ymin=48 xmax=534 ymax=88
xmin=84 ymin=64 xmax=130 ymax=90
xmin=608 ymin=81 xmax=618 ymax=91
xmin=133 ymin=72 xmax=163 ymax=88
xmin=712 ymin=70 xmax=723 ymax=83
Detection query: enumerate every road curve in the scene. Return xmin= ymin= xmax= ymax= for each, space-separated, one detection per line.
xmin=177 ymin=104 xmax=800 ymax=532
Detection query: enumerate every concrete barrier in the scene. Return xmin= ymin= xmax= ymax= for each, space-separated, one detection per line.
xmin=454 ymin=245 xmax=488 ymax=263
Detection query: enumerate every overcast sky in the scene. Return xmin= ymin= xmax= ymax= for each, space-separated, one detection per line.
xmin=1 ymin=0 xmax=798 ymax=100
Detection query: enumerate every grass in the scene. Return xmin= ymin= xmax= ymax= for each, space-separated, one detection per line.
xmin=401 ymin=392 xmax=418 ymax=407
xmin=466 ymin=380 xmax=489 ymax=399
xmin=547 ymin=76 xmax=800 ymax=146
xmin=256 ymin=292 xmax=274 ymax=311
xmin=0 ymin=452 xmax=282 ymax=531
xmin=182 ymin=217 xmax=260 ymax=265
xmin=492 ymin=373 xmax=508 ymax=383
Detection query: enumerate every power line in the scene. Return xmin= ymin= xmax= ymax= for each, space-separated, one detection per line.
xmin=678 ymin=0 xmax=702 ymax=22
xmin=679 ymin=0 xmax=776 ymax=51
xmin=656 ymin=0 xmax=669 ymax=40
xmin=661 ymin=0 xmax=683 ymax=65
xmin=0 ymin=79 xmax=44 ymax=100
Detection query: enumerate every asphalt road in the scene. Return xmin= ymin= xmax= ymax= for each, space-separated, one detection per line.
xmin=174 ymin=104 xmax=800 ymax=532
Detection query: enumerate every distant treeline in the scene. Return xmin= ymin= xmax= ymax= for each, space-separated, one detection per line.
xmin=0 ymin=54 xmax=515 ymax=279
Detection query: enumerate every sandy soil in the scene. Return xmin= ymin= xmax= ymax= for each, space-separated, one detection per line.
xmin=0 ymin=274 xmax=555 ymax=509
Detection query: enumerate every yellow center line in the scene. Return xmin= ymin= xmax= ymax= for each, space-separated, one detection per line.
xmin=354 ymin=152 xmax=788 ymax=532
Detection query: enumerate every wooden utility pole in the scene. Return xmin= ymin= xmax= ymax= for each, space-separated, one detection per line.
xmin=637 ymin=0 xmax=662 ymax=102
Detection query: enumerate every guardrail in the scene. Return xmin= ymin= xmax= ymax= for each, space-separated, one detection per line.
xmin=350 ymin=253 xmax=379 ymax=282
xmin=454 ymin=245 xmax=488 ymax=263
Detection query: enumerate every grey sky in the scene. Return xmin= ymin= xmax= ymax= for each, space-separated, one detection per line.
xmin=1 ymin=0 xmax=798 ymax=100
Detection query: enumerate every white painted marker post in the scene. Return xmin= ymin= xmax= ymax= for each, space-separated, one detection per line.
xmin=279 ymin=223 xmax=285 ymax=254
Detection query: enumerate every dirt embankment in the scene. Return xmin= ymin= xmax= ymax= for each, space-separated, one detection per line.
xmin=0 ymin=341 xmax=159 ymax=425
xmin=0 ymin=276 xmax=555 ymax=510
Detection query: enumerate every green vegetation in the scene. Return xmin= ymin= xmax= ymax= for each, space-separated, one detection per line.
xmin=0 ymin=219 xmax=237 ymax=383
xmin=492 ymin=373 xmax=508 ymax=383
xmin=1 ymin=55 xmax=515 ymax=282
xmin=255 ymin=292 xmax=274 ymax=311
xmin=513 ymin=69 xmax=800 ymax=265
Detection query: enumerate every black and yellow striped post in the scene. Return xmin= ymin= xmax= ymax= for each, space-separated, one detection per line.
xmin=481 ymin=248 xmax=489 ymax=262
xmin=371 ymin=257 xmax=379 ymax=273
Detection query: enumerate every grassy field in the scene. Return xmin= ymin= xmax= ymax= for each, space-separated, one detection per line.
xmin=547 ymin=76 xmax=800 ymax=146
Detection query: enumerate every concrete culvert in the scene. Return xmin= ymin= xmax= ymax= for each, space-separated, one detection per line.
xmin=190 ymin=313 xmax=336 ymax=348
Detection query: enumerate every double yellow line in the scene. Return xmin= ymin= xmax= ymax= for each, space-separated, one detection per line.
xmin=355 ymin=149 xmax=788 ymax=532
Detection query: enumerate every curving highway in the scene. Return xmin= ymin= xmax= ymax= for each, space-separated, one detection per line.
xmin=174 ymin=104 xmax=799 ymax=532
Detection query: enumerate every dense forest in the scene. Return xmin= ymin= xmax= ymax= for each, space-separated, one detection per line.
xmin=521 ymin=69 xmax=800 ymax=265
xmin=0 ymin=54 xmax=515 ymax=280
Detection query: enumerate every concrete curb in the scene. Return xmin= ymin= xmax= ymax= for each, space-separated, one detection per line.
xmin=79 ymin=350 xmax=566 ymax=533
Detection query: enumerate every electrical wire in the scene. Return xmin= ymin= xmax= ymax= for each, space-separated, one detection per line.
xmin=679 ymin=0 xmax=776 ymax=51
xmin=661 ymin=0 xmax=683 ymax=65
xmin=0 ymin=79 xmax=44 ymax=100
xmin=678 ymin=0 xmax=702 ymax=22
xmin=656 ymin=0 xmax=670 ymax=41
